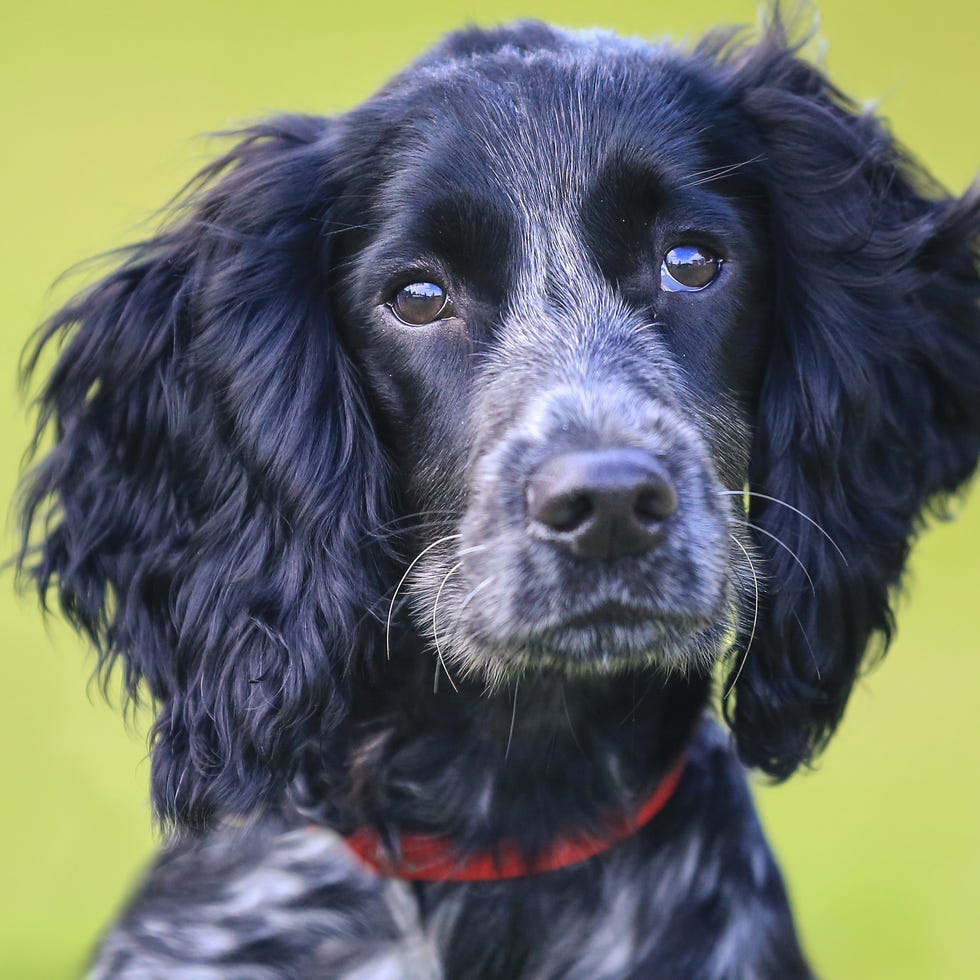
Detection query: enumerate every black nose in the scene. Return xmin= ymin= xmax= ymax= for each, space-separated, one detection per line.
xmin=526 ymin=448 xmax=678 ymax=559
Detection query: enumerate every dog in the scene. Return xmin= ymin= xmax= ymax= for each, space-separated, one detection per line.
xmin=19 ymin=13 xmax=980 ymax=979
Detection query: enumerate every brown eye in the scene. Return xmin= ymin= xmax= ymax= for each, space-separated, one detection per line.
xmin=661 ymin=245 xmax=722 ymax=292
xmin=389 ymin=282 xmax=455 ymax=325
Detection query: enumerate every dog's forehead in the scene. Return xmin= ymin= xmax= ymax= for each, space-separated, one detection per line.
xmin=357 ymin=38 xmax=729 ymax=215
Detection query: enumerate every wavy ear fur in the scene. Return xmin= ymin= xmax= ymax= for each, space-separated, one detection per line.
xmin=709 ymin=26 xmax=980 ymax=776
xmin=19 ymin=117 xmax=393 ymax=828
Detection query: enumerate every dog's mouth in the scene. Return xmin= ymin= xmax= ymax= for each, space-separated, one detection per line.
xmin=414 ymin=512 xmax=737 ymax=680
xmin=526 ymin=603 xmax=724 ymax=656
xmin=440 ymin=596 xmax=731 ymax=681
xmin=557 ymin=600 xmax=670 ymax=631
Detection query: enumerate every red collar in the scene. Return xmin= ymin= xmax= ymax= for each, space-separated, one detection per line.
xmin=344 ymin=752 xmax=687 ymax=882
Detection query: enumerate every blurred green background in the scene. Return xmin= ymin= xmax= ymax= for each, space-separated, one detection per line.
xmin=2 ymin=1 xmax=977 ymax=977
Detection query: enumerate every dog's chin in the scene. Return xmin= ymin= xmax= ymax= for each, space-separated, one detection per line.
xmin=443 ymin=612 xmax=729 ymax=687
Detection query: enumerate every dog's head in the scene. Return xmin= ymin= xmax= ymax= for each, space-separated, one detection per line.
xmin=20 ymin=20 xmax=980 ymax=827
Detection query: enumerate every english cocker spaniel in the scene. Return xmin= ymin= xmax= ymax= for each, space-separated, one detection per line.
xmin=20 ymin=14 xmax=979 ymax=980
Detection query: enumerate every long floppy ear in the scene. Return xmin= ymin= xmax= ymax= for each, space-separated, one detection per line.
xmin=709 ymin=26 xmax=980 ymax=776
xmin=19 ymin=116 xmax=393 ymax=828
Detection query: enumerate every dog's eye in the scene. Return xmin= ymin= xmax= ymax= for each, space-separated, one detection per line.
xmin=389 ymin=282 xmax=455 ymax=325
xmin=660 ymin=245 xmax=722 ymax=292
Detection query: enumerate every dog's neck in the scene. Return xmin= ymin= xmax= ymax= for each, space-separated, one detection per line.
xmin=302 ymin=638 xmax=710 ymax=852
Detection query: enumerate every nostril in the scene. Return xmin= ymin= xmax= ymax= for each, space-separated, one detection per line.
xmin=532 ymin=491 xmax=594 ymax=533
xmin=525 ymin=448 xmax=679 ymax=559
xmin=635 ymin=481 xmax=678 ymax=523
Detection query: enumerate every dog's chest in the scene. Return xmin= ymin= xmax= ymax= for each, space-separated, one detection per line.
xmin=93 ymin=819 xmax=796 ymax=979
xmin=297 ymin=827 xmax=798 ymax=979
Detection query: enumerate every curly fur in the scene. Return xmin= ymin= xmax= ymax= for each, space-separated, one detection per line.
xmin=19 ymin=12 xmax=979 ymax=978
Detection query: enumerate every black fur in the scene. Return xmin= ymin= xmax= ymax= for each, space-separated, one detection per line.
xmin=19 ymin=13 xmax=979 ymax=978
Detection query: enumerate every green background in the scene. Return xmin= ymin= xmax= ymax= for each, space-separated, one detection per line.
xmin=2 ymin=1 xmax=977 ymax=977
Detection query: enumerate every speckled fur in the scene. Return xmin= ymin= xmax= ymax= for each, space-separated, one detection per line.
xmin=93 ymin=723 xmax=807 ymax=979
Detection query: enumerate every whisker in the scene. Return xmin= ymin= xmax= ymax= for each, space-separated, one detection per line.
xmin=350 ymin=536 xmax=474 ymax=633
xmin=560 ymin=683 xmax=586 ymax=757
xmin=432 ymin=560 xmax=464 ymax=693
xmin=355 ymin=510 xmax=461 ymax=547
xmin=432 ymin=545 xmax=488 ymax=634
xmin=385 ymin=534 xmax=462 ymax=661
xmin=618 ymin=672 xmax=661 ymax=726
xmin=505 ymin=678 xmax=520 ymax=761
xmin=432 ymin=652 xmax=459 ymax=694
xmin=372 ymin=509 xmax=462 ymax=532
xmin=719 ymin=489 xmax=848 ymax=566
xmin=793 ymin=611 xmax=821 ymax=680
xmin=678 ymin=153 xmax=766 ymax=188
xmin=632 ymin=319 xmax=667 ymax=337
xmin=724 ymin=534 xmax=759 ymax=700
xmin=450 ymin=574 xmax=496 ymax=637
xmin=350 ymin=590 xmax=396 ymax=633
xmin=736 ymin=518 xmax=816 ymax=595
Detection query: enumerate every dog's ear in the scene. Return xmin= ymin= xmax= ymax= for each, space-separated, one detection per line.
xmin=19 ymin=116 xmax=393 ymax=828
xmin=707 ymin=26 xmax=980 ymax=776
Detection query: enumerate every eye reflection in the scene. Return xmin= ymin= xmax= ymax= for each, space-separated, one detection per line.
xmin=389 ymin=282 xmax=455 ymax=325
xmin=660 ymin=245 xmax=722 ymax=292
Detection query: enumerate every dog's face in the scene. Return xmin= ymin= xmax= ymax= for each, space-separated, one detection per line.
xmin=21 ymin=22 xmax=980 ymax=826
xmin=335 ymin=39 xmax=767 ymax=683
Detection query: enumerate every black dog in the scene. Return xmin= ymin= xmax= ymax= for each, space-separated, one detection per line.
xmin=20 ymin=14 xmax=979 ymax=979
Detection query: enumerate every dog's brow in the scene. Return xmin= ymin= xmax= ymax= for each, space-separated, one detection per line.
xmin=415 ymin=192 xmax=514 ymax=260
xmin=367 ymin=188 xmax=516 ymax=295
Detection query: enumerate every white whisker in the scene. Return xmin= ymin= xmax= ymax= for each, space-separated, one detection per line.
xmin=679 ymin=153 xmax=765 ymax=188
xmin=505 ymin=678 xmax=519 ymax=761
xmin=432 ymin=560 xmax=463 ymax=693
xmin=741 ymin=519 xmax=816 ymax=595
xmin=560 ymin=683 xmax=586 ymax=757
xmin=724 ymin=534 xmax=759 ymax=700
xmin=385 ymin=534 xmax=462 ymax=661
xmin=719 ymin=489 xmax=848 ymax=566
xmin=451 ymin=574 xmax=496 ymax=633
xmin=793 ymin=612 xmax=821 ymax=680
